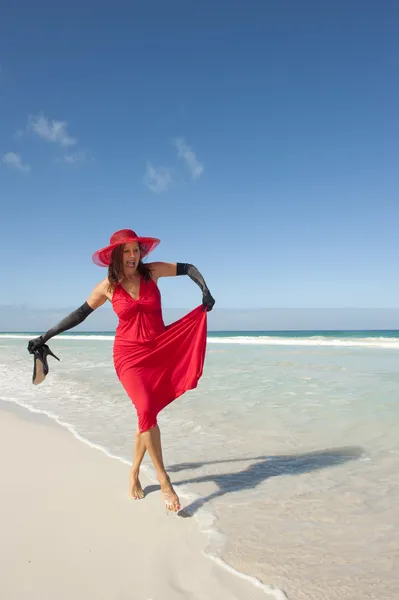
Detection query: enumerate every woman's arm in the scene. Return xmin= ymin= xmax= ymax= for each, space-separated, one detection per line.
xmin=149 ymin=262 xmax=215 ymax=311
xmin=149 ymin=262 xmax=178 ymax=282
xmin=27 ymin=279 xmax=109 ymax=354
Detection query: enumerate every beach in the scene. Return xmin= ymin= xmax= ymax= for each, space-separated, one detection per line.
xmin=0 ymin=403 xmax=282 ymax=600
xmin=1 ymin=332 xmax=399 ymax=599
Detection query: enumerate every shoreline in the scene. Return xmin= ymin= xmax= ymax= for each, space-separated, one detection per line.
xmin=3 ymin=331 xmax=399 ymax=351
xmin=0 ymin=399 xmax=287 ymax=600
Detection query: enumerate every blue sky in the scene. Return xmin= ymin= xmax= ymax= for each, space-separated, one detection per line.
xmin=1 ymin=1 xmax=399 ymax=329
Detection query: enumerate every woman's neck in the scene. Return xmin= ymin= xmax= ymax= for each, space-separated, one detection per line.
xmin=123 ymin=271 xmax=140 ymax=282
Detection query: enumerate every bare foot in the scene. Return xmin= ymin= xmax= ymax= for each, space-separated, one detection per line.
xmin=128 ymin=470 xmax=144 ymax=500
xmin=159 ymin=475 xmax=181 ymax=512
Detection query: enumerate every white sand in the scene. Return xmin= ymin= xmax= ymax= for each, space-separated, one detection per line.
xmin=0 ymin=407 xmax=286 ymax=600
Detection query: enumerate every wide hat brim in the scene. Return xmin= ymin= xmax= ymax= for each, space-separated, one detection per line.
xmin=92 ymin=235 xmax=160 ymax=267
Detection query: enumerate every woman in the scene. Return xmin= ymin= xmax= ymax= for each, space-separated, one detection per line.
xmin=28 ymin=228 xmax=215 ymax=513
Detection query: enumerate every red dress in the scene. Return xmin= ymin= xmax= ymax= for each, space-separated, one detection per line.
xmin=112 ymin=277 xmax=208 ymax=432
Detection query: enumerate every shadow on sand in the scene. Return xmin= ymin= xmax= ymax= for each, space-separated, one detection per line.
xmin=147 ymin=446 xmax=364 ymax=516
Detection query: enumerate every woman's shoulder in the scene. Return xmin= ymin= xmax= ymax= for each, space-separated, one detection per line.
xmin=96 ymin=276 xmax=121 ymax=300
xmin=97 ymin=277 xmax=113 ymax=291
xmin=86 ymin=277 xmax=114 ymax=309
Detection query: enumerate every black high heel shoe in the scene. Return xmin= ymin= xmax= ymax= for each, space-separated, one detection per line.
xmin=32 ymin=344 xmax=60 ymax=385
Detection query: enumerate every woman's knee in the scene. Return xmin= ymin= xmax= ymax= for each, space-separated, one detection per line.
xmin=138 ymin=408 xmax=157 ymax=433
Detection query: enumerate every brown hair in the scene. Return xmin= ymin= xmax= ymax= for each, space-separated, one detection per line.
xmin=107 ymin=243 xmax=153 ymax=292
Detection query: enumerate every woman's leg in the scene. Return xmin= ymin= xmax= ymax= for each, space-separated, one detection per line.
xmin=120 ymin=370 xmax=180 ymax=511
xmin=141 ymin=424 xmax=180 ymax=512
xmin=129 ymin=428 xmax=146 ymax=499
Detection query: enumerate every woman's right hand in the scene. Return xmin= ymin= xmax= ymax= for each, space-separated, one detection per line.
xmin=27 ymin=336 xmax=45 ymax=354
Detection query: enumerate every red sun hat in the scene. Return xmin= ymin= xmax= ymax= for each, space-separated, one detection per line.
xmin=92 ymin=229 xmax=161 ymax=267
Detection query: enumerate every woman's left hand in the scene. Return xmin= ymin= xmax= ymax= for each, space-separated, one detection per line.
xmin=202 ymin=290 xmax=215 ymax=312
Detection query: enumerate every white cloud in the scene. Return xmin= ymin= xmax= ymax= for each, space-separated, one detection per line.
xmin=143 ymin=162 xmax=172 ymax=193
xmin=2 ymin=152 xmax=31 ymax=173
xmin=28 ymin=114 xmax=77 ymax=147
xmin=59 ymin=151 xmax=87 ymax=165
xmin=174 ymin=137 xmax=204 ymax=180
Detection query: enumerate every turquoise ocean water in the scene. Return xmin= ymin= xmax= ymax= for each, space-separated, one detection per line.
xmin=1 ymin=330 xmax=398 ymax=599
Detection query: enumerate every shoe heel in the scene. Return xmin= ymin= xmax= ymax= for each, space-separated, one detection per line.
xmin=44 ymin=345 xmax=60 ymax=362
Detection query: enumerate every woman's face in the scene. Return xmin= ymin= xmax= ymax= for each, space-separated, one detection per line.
xmin=122 ymin=242 xmax=141 ymax=274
